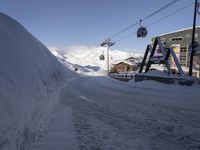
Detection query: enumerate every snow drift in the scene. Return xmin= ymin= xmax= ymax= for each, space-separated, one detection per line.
xmin=0 ymin=12 xmax=73 ymax=150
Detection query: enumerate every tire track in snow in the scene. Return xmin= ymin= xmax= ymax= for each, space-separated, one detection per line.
xmin=61 ymin=83 xmax=150 ymax=150
xmin=60 ymin=76 xmax=200 ymax=150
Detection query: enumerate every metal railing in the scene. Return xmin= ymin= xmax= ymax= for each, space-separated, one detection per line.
xmin=109 ymin=72 xmax=136 ymax=80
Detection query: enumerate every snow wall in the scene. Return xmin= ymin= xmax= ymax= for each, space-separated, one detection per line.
xmin=0 ymin=12 xmax=74 ymax=149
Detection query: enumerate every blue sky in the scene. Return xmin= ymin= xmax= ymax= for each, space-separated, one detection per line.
xmin=0 ymin=0 xmax=198 ymax=52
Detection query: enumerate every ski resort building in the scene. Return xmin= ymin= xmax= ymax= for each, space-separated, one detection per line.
xmin=152 ymin=27 xmax=200 ymax=78
xmin=111 ymin=57 xmax=141 ymax=73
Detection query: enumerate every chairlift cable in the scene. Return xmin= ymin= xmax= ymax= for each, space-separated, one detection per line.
xmin=147 ymin=2 xmax=194 ymax=27
xmin=141 ymin=0 xmax=180 ymax=21
xmin=109 ymin=22 xmax=140 ymax=39
xmin=114 ymin=2 xmax=194 ymax=43
xmin=108 ymin=0 xmax=180 ymax=39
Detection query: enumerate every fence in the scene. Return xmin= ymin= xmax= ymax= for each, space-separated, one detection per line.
xmin=109 ymin=72 xmax=136 ymax=81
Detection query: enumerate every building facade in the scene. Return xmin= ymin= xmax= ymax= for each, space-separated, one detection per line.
xmin=111 ymin=57 xmax=140 ymax=73
xmin=152 ymin=27 xmax=200 ymax=77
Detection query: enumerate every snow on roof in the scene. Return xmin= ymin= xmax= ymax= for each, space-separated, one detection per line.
xmin=114 ymin=60 xmax=138 ymax=66
xmin=113 ymin=56 xmax=142 ymax=66
xmin=156 ymin=26 xmax=200 ymax=37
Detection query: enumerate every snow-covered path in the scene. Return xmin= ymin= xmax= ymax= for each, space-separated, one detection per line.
xmin=43 ymin=76 xmax=200 ymax=150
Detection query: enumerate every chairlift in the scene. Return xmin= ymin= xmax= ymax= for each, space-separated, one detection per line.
xmin=74 ymin=67 xmax=78 ymax=71
xmin=137 ymin=20 xmax=148 ymax=38
xmin=99 ymin=54 xmax=105 ymax=60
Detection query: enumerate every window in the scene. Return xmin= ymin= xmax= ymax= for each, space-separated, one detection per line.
xmin=171 ymin=37 xmax=182 ymax=41
xmin=180 ymin=47 xmax=187 ymax=52
xmin=180 ymin=55 xmax=186 ymax=58
xmin=161 ymin=38 xmax=166 ymax=42
xmin=180 ymin=54 xmax=186 ymax=58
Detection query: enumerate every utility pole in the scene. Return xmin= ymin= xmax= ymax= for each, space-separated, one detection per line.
xmin=100 ymin=39 xmax=115 ymax=74
xmin=189 ymin=0 xmax=198 ymax=76
xmin=107 ymin=44 xmax=110 ymax=73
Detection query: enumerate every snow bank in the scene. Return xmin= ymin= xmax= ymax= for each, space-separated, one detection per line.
xmin=0 ymin=12 xmax=74 ymax=150
xmin=129 ymin=79 xmax=200 ymax=90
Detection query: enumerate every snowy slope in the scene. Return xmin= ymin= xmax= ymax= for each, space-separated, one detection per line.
xmin=50 ymin=46 xmax=143 ymax=75
xmin=0 ymin=12 xmax=74 ymax=150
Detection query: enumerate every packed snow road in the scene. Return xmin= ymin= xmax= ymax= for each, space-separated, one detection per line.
xmin=42 ymin=75 xmax=200 ymax=150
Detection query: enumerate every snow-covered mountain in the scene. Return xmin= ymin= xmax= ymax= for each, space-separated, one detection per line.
xmin=0 ymin=12 xmax=75 ymax=150
xmin=50 ymin=45 xmax=143 ymax=75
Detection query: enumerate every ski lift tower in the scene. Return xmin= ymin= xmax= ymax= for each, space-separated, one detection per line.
xmin=100 ymin=38 xmax=115 ymax=74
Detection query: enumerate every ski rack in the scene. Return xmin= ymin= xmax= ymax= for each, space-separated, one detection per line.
xmin=139 ymin=37 xmax=184 ymax=76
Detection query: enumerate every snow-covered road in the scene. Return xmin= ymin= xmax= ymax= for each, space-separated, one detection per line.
xmin=41 ymin=76 xmax=200 ymax=150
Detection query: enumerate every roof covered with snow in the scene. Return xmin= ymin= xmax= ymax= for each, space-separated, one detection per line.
xmin=156 ymin=26 xmax=200 ymax=37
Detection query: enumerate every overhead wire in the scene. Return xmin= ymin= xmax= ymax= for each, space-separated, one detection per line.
xmin=114 ymin=2 xmax=194 ymax=43
xmin=141 ymin=0 xmax=180 ymax=21
xmin=108 ymin=0 xmax=180 ymax=39
xmin=147 ymin=2 xmax=194 ymax=27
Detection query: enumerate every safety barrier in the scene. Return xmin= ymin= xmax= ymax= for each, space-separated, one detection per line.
xmin=109 ymin=72 xmax=136 ymax=81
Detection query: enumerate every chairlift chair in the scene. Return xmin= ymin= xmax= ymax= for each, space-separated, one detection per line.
xmin=137 ymin=20 xmax=148 ymax=38
xmin=74 ymin=67 xmax=78 ymax=71
xmin=137 ymin=27 xmax=148 ymax=38
xmin=99 ymin=54 xmax=105 ymax=60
